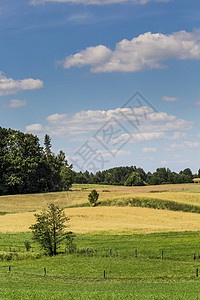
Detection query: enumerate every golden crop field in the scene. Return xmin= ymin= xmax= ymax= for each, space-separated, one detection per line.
xmin=0 ymin=183 xmax=200 ymax=234
xmin=1 ymin=206 xmax=200 ymax=234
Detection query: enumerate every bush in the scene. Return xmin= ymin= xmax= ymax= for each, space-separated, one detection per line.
xmin=88 ymin=190 xmax=99 ymax=206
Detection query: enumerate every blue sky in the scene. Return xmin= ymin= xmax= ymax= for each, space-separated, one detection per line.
xmin=0 ymin=0 xmax=200 ymax=173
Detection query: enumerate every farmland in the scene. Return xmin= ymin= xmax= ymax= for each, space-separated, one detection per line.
xmin=1 ymin=183 xmax=200 ymax=299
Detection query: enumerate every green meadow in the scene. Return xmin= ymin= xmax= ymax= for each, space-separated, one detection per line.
xmin=1 ymin=231 xmax=200 ymax=299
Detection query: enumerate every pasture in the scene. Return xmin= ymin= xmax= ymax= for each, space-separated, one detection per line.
xmin=1 ymin=232 xmax=200 ymax=299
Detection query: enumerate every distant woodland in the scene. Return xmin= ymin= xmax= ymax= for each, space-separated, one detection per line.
xmin=0 ymin=126 xmax=199 ymax=195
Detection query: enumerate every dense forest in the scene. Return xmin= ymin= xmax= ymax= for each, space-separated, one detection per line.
xmin=0 ymin=127 xmax=72 ymax=195
xmin=0 ymin=126 xmax=199 ymax=195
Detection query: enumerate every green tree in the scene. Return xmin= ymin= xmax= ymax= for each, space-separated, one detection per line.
xmin=60 ymin=162 xmax=73 ymax=190
xmin=88 ymin=189 xmax=99 ymax=206
xmin=44 ymin=134 xmax=52 ymax=159
xmin=124 ymin=172 xmax=145 ymax=186
xmin=179 ymin=168 xmax=193 ymax=182
xmin=30 ymin=204 xmax=70 ymax=256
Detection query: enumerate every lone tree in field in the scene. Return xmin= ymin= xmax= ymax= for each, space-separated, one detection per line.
xmin=30 ymin=204 xmax=70 ymax=256
xmin=88 ymin=189 xmax=99 ymax=206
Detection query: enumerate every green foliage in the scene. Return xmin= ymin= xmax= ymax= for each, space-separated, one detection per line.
xmin=0 ymin=127 xmax=73 ymax=195
xmin=73 ymin=166 xmax=195 ymax=187
xmin=99 ymin=196 xmax=200 ymax=214
xmin=124 ymin=171 xmax=145 ymax=186
xmin=65 ymin=232 xmax=77 ymax=253
xmin=24 ymin=240 xmax=31 ymax=252
xmin=88 ymin=189 xmax=99 ymax=206
xmin=44 ymin=134 xmax=52 ymax=158
xmin=60 ymin=162 xmax=73 ymax=191
xmin=30 ymin=204 xmax=70 ymax=256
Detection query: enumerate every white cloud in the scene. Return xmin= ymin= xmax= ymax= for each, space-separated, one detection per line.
xmin=0 ymin=72 xmax=44 ymax=96
xmin=166 ymin=141 xmax=200 ymax=151
xmin=161 ymin=96 xmax=179 ymax=102
xmin=2 ymin=99 xmax=27 ymax=108
xmin=140 ymin=118 xmax=193 ymax=133
xmin=142 ymin=147 xmax=157 ymax=153
xmin=26 ymin=124 xmax=44 ymax=132
xmin=62 ymin=30 xmax=200 ymax=73
xmin=30 ymin=0 xmax=172 ymax=6
xmin=25 ymin=107 xmax=193 ymax=147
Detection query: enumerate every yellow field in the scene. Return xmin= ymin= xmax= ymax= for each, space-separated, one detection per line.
xmin=1 ymin=206 xmax=200 ymax=234
xmin=1 ymin=183 xmax=200 ymax=234
xmin=0 ymin=183 xmax=200 ymax=213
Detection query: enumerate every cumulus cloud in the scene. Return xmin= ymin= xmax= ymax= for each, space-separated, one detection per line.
xmin=0 ymin=72 xmax=44 ymax=96
xmin=25 ymin=106 xmax=193 ymax=149
xmin=2 ymin=99 xmax=27 ymax=108
xmin=30 ymin=0 xmax=172 ymax=6
xmin=161 ymin=96 xmax=179 ymax=102
xmin=62 ymin=30 xmax=200 ymax=73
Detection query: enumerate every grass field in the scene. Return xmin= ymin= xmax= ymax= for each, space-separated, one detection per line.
xmin=1 ymin=183 xmax=200 ymax=299
xmin=1 ymin=232 xmax=200 ymax=299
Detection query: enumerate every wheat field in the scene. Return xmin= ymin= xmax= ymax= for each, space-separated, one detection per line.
xmin=0 ymin=183 xmax=200 ymax=234
xmin=1 ymin=206 xmax=200 ymax=234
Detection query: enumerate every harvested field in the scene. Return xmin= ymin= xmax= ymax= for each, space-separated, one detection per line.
xmin=1 ymin=206 xmax=200 ymax=234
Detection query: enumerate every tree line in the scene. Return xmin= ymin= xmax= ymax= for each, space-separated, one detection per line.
xmin=73 ymin=166 xmax=200 ymax=186
xmin=0 ymin=127 xmax=72 ymax=195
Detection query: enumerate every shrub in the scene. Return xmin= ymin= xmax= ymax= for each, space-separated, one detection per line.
xmin=88 ymin=190 xmax=99 ymax=206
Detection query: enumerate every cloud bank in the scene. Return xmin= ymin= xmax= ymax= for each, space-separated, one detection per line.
xmin=26 ymin=106 xmax=193 ymax=145
xmin=62 ymin=30 xmax=200 ymax=73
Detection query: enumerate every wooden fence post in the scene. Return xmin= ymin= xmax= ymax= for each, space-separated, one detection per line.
xmin=194 ymin=252 xmax=196 ymax=260
xmin=9 ymin=266 xmax=11 ymax=272
xmin=44 ymin=268 xmax=46 ymax=276
xmin=196 ymin=268 xmax=198 ymax=277
xmin=135 ymin=249 xmax=137 ymax=258
xmin=161 ymin=250 xmax=164 ymax=259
